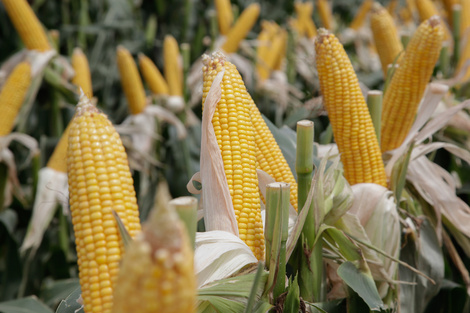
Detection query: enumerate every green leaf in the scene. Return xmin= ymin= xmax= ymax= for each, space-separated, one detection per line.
xmin=283 ymin=276 xmax=300 ymax=313
xmin=41 ymin=279 xmax=80 ymax=308
xmin=0 ymin=296 xmax=53 ymax=313
xmin=337 ymin=262 xmax=385 ymax=311
xmin=0 ymin=209 xmax=21 ymax=301
xmin=55 ymin=286 xmax=83 ymax=313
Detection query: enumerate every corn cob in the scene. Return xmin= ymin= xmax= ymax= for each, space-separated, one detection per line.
xmin=164 ymin=35 xmax=183 ymax=97
xmin=381 ymin=16 xmax=444 ymax=152
xmin=221 ymin=3 xmax=260 ymax=53
xmin=295 ymin=2 xmax=317 ymax=38
xmin=116 ymin=46 xmax=147 ymax=115
xmin=387 ymin=0 xmax=399 ymax=17
xmin=349 ymin=0 xmax=374 ymax=30
xmin=315 ymin=29 xmax=387 ymax=187
xmin=317 ymin=0 xmax=333 ymax=30
xmin=441 ymin=0 xmax=458 ymax=25
xmin=256 ymin=24 xmax=273 ymax=81
xmin=138 ymin=53 xmax=170 ymax=95
xmin=461 ymin=0 xmax=470 ymax=36
xmin=370 ymin=3 xmax=404 ymax=77
xmin=272 ymin=29 xmax=288 ymax=70
xmin=202 ymin=52 xmax=264 ymax=260
xmin=215 ymin=0 xmax=233 ymax=36
xmin=457 ymin=35 xmax=470 ymax=83
xmin=72 ymin=47 xmax=93 ymax=98
xmin=0 ymin=61 xmax=31 ymax=136
xmin=416 ymin=0 xmax=452 ymax=40
xmin=47 ymin=123 xmax=71 ymax=173
xmin=112 ymin=198 xmax=195 ymax=313
xmin=1 ymin=0 xmax=51 ymax=51
xmin=67 ymin=93 xmax=141 ymax=313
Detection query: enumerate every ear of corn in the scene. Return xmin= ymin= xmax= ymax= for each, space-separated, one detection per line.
xmin=457 ymin=36 xmax=470 ymax=84
xmin=256 ymin=24 xmax=273 ymax=81
xmin=272 ymin=29 xmax=288 ymax=70
xmin=138 ymin=53 xmax=170 ymax=96
xmin=387 ymin=0 xmax=399 ymax=17
xmin=67 ymin=93 xmax=141 ymax=313
xmin=315 ymin=29 xmax=387 ymax=187
xmin=461 ymin=0 xmax=470 ymax=36
xmin=380 ymin=16 xmax=444 ymax=152
xmin=72 ymin=47 xmax=93 ymax=98
xmin=416 ymin=0 xmax=452 ymax=41
xmin=316 ymin=0 xmax=333 ymax=30
xmin=47 ymin=123 xmax=71 ymax=173
xmin=164 ymin=35 xmax=183 ymax=97
xmin=202 ymin=52 xmax=264 ymax=260
xmin=215 ymin=0 xmax=233 ymax=35
xmin=0 ymin=61 xmax=31 ymax=136
xmin=112 ymin=198 xmax=195 ymax=313
xmin=221 ymin=3 xmax=260 ymax=54
xmin=295 ymin=2 xmax=317 ymax=38
xmin=370 ymin=3 xmax=404 ymax=77
xmin=349 ymin=0 xmax=374 ymax=30
xmin=116 ymin=46 xmax=147 ymax=115
xmin=1 ymin=0 xmax=51 ymax=51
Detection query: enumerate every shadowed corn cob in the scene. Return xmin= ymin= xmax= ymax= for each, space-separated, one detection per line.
xmin=215 ymin=0 xmax=233 ymax=36
xmin=67 ymin=93 xmax=141 ymax=313
xmin=112 ymin=198 xmax=195 ymax=313
xmin=317 ymin=0 xmax=333 ymax=30
xmin=349 ymin=0 xmax=374 ymax=30
xmin=370 ymin=3 xmax=404 ymax=77
xmin=272 ymin=29 xmax=288 ymax=70
xmin=457 ymin=35 xmax=470 ymax=83
xmin=72 ymin=47 xmax=93 ymax=98
xmin=202 ymin=52 xmax=264 ymax=260
xmin=116 ymin=46 xmax=147 ymax=115
xmin=1 ymin=0 xmax=51 ymax=51
xmin=315 ymin=29 xmax=387 ymax=187
xmin=381 ymin=16 xmax=444 ymax=152
xmin=47 ymin=124 xmax=71 ymax=173
xmin=138 ymin=53 xmax=170 ymax=95
xmin=462 ymin=0 xmax=470 ymax=36
xmin=256 ymin=23 xmax=273 ymax=81
xmin=221 ymin=3 xmax=260 ymax=53
xmin=0 ymin=61 xmax=31 ymax=136
xmin=387 ymin=0 xmax=398 ymax=17
xmin=164 ymin=35 xmax=183 ymax=97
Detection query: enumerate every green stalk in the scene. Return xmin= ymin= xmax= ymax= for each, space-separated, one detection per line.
xmin=145 ymin=15 xmax=158 ymax=49
xmin=366 ymin=90 xmax=382 ymax=144
xmin=182 ymin=0 xmax=192 ymax=42
xmin=400 ymin=32 xmax=410 ymax=49
xmin=0 ymin=164 xmax=7 ymax=210
xmin=78 ymin=0 xmax=90 ymax=50
xmin=286 ymin=30 xmax=297 ymax=85
xmin=244 ymin=262 xmax=265 ymax=313
xmin=383 ymin=64 xmax=398 ymax=95
xmin=58 ymin=205 xmax=70 ymax=258
xmin=232 ymin=4 xmax=240 ymax=21
xmin=61 ymin=0 xmax=73 ymax=55
xmin=169 ymin=196 xmax=198 ymax=249
xmin=452 ymin=4 xmax=462 ymax=67
xmin=181 ymin=43 xmax=191 ymax=104
xmin=209 ymin=10 xmax=218 ymax=51
xmin=439 ymin=42 xmax=450 ymax=78
xmin=319 ymin=123 xmax=333 ymax=145
xmin=50 ymin=90 xmax=64 ymax=137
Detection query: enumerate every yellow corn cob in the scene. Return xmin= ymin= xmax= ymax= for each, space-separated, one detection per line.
xmin=315 ymin=29 xmax=387 ymax=187
xmin=0 ymin=61 xmax=31 ymax=136
xmin=440 ymin=0 xmax=458 ymax=25
xmin=295 ymin=2 xmax=317 ymax=37
xmin=289 ymin=17 xmax=304 ymax=36
xmin=305 ymin=15 xmax=318 ymax=38
xmin=47 ymin=124 xmax=71 ymax=173
xmin=112 ymin=198 xmax=195 ymax=313
xmin=256 ymin=25 xmax=273 ymax=81
xmin=381 ymin=16 xmax=444 ymax=152
xmin=349 ymin=0 xmax=374 ymax=30
xmin=202 ymin=52 xmax=264 ymax=260
xmin=72 ymin=47 xmax=93 ymax=98
xmin=164 ymin=35 xmax=183 ymax=97
xmin=67 ymin=93 xmax=141 ymax=313
xmin=387 ymin=0 xmax=399 ymax=17
xmin=116 ymin=46 xmax=147 ymax=115
xmin=258 ymin=30 xmax=287 ymax=81
xmin=250 ymin=102 xmax=298 ymax=210
xmin=1 ymin=0 xmax=51 ymax=51
xmin=272 ymin=29 xmax=288 ymax=70
xmin=215 ymin=0 xmax=233 ymax=35
xmin=416 ymin=0 xmax=452 ymax=40
xmin=370 ymin=3 xmax=404 ymax=77
xmin=221 ymin=3 xmax=260 ymax=53
xmin=457 ymin=38 xmax=470 ymax=83
xmin=317 ymin=0 xmax=333 ymax=30
xmin=138 ymin=53 xmax=170 ymax=95
xmin=461 ymin=0 xmax=470 ymax=36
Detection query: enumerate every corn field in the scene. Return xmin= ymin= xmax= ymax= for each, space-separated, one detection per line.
xmin=1 ymin=0 xmax=470 ymax=312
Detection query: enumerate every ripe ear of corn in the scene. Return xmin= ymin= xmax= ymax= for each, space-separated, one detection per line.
xmin=256 ymin=24 xmax=273 ymax=81
xmin=415 ymin=0 xmax=452 ymax=41
xmin=67 ymin=93 xmax=141 ymax=313
xmin=71 ymin=47 xmax=93 ymax=98
xmin=370 ymin=3 xmax=404 ymax=77
xmin=349 ymin=0 xmax=374 ymax=30
xmin=221 ymin=3 xmax=260 ymax=54
xmin=0 ymin=61 xmax=31 ymax=136
xmin=316 ymin=0 xmax=333 ymax=30
xmin=215 ymin=0 xmax=233 ymax=36
xmin=380 ymin=16 xmax=444 ymax=152
xmin=164 ymin=35 xmax=183 ymax=97
xmin=202 ymin=52 xmax=264 ymax=260
xmin=315 ymin=29 xmax=387 ymax=187
xmin=1 ymin=0 xmax=51 ymax=51
xmin=461 ymin=0 xmax=470 ymax=37
xmin=272 ymin=29 xmax=288 ymax=70
xmin=112 ymin=197 xmax=195 ymax=313
xmin=116 ymin=46 xmax=147 ymax=115
xmin=138 ymin=53 xmax=170 ymax=95
xmin=47 ymin=123 xmax=71 ymax=173
xmin=295 ymin=2 xmax=317 ymax=38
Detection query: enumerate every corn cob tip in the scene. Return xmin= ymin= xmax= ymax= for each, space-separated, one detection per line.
xmin=72 ymin=47 xmax=84 ymax=55
xmin=76 ymin=91 xmax=98 ymax=116
xmin=371 ymin=2 xmax=384 ymax=12
xmin=316 ymin=28 xmax=331 ymax=40
xmin=202 ymin=51 xmax=227 ymax=71
xmin=428 ymin=15 xmax=441 ymax=27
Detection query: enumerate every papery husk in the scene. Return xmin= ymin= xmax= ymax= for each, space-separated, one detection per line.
xmin=295 ymin=37 xmax=319 ymax=89
xmin=20 ymin=167 xmax=68 ymax=253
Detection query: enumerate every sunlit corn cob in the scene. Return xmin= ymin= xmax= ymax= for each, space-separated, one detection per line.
xmin=112 ymin=198 xmax=195 ymax=313
xmin=0 ymin=61 xmax=31 ymax=136
xmin=441 ymin=0 xmax=458 ymax=25
xmin=1 ymin=0 xmax=51 ymax=51
xmin=272 ymin=29 xmax=288 ymax=70
xmin=215 ymin=0 xmax=233 ymax=36
xmin=202 ymin=52 xmax=264 ymax=260
xmin=295 ymin=2 xmax=317 ymax=38
xmin=250 ymin=101 xmax=298 ymax=210
xmin=67 ymin=93 xmax=141 ymax=313
xmin=349 ymin=0 xmax=374 ymax=30
xmin=461 ymin=0 xmax=470 ymax=35
xmin=256 ymin=24 xmax=273 ymax=81
xmin=138 ymin=53 xmax=170 ymax=95
xmin=315 ymin=29 xmax=387 ymax=187
xmin=116 ymin=46 xmax=147 ymax=115
xmin=317 ymin=0 xmax=333 ymax=30
xmin=71 ymin=47 xmax=93 ymax=98
xmin=380 ymin=16 xmax=444 ymax=152
xmin=47 ymin=124 xmax=71 ymax=173
xmin=370 ymin=3 xmax=404 ymax=77
xmin=164 ymin=35 xmax=183 ymax=97
xmin=416 ymin=0 xmax=452 ymax=40
xmin=221 ymin=3 xmax=260 ymax=53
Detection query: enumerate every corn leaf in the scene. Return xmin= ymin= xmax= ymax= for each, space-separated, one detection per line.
xmin=0 ymin=296 xmax=53 ymax=313
xmin=40 ymin=279 xmax=80 ymax=308
xmin=55 ymin=286 xmax=83 ymax=313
